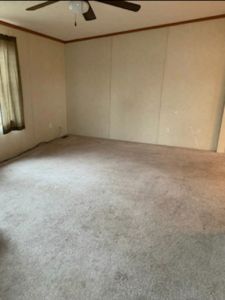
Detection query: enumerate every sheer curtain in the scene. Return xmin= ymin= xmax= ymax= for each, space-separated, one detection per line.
xmin=0 ymin=34 xmax=25 ymax=134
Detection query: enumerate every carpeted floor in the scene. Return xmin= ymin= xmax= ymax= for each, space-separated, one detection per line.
xmin=0 ymin=136 xmax=225 ymax=300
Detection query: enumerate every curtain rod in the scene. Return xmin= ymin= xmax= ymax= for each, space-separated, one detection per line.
xmin=0 ymin=33 xmax=16 ymax=40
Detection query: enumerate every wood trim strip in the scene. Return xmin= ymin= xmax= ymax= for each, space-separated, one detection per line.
xmin=0 ymin=20 xmax=64 ymax=43
xmin=65 ymin=13 xmax=225 ymax=44
xmin=1 ymin=13 xmax=225 ymax=44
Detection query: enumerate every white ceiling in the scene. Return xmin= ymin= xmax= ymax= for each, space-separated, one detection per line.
xmin=0 ymin=1 xmax=225 ymax=41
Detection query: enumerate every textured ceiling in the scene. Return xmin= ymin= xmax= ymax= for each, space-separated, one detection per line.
xmin=0 ymin=1 xmax=225 ymax=41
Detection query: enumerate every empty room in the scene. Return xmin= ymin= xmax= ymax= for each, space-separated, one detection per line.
xmin=0 ymin=1 xmax=225 ymax=299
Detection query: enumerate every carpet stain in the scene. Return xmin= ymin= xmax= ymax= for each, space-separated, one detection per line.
xmin=114 ymin=271 xmax=129 ymax=283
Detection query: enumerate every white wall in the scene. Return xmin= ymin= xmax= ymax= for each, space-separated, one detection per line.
xmin=0 ymin=24 xmax=67 ymax=162
xmin=65 ymin=18 xmax=225 ymax=151
xmin=1 ymin=18 xmax=225 ymax=161
xmin=158 ymin=20 xmax=225 ymax=150
xmin=66 ymin=38 xmax=111 ymax=138
xmin=110 ymin=28 xmax=168 ymax=144
xmin=217 ymin=108 xmax=225 ymax=153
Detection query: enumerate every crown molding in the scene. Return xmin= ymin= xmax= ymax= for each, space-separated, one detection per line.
xmin=1 ymin=13 xmax=225 ymax=45
xmin=0 ymin=20 xmax=64 ymax=43
xmin=65 ymin=13 xmax=225 ymax=43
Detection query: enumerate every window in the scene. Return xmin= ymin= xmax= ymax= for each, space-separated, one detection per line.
xmin=0 ymin=34 xmax=25 ymax=134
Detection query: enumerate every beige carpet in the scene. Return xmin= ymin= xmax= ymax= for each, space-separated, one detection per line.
xmin=0 ymin=136 xmax=225 ymax=300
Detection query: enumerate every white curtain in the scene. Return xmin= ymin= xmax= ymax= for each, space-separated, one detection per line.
xmin=0 ymin=34 xmax=25 ymax=134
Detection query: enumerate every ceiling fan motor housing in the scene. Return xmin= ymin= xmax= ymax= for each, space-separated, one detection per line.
xmin=69 ymin=1 xmax=89 ymax=14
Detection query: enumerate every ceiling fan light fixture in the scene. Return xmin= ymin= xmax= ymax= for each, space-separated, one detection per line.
xmin=68 ymin=1 xmax=89 ymax=14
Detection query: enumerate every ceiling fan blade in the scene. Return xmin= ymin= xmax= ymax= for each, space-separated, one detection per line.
xmin=26 ymin=1 xmax=60 ymax=11
xmin=83 ymin=1 xmax=97 ymax=21
xmin=96 ymin=0 xmax=141 ymax=12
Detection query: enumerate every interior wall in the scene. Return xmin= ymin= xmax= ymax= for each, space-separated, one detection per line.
xmin=158 ymin=20 xmax=225 ymax=150
xmin=66 ymin=38 xmax=111 ymax=138
xmin=0 ymin=24 xmax=67 ymax=162
xmin=110 ymin=28 xmax=168 ymax=144
xmin=217 ymin=107 xmax=225 ymax=153
xmin=65 ymin=18 xmax=225 ymax=151
xmin=1 ymin=18 xmax=224 ymax=160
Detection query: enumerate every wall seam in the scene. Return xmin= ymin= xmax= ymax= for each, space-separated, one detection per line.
xmin=156 ymin=26 xmax=170 ymax=144
xmin=27 ymin=36 xmax=37 ymax=145
xmin=108 ymin=37 xmax=113 ymax=138
xmin=63 ymin=44 xmax=69 ymax=136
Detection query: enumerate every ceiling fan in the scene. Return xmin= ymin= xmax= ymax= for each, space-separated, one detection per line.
xmin=26 ymin=1 xmax=141 ymax=26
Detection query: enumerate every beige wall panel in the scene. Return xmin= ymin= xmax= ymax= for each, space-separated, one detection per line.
xmin=110 ymin=29 xmax=168 ymax=144
xmin=0 ymin=25 xmax=67 ymax=162
xmin=2 ymin=18 xmax=223 ymax=160
xmin=217 ymin=107 xmax=225 ymax=153
xmin=29 ymin=35 xmax=67 ymax=144
xmin=158 ymin=19 xmax=225 ymax=150
xmin=66 ymin=38 xmax=111 ymax=138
